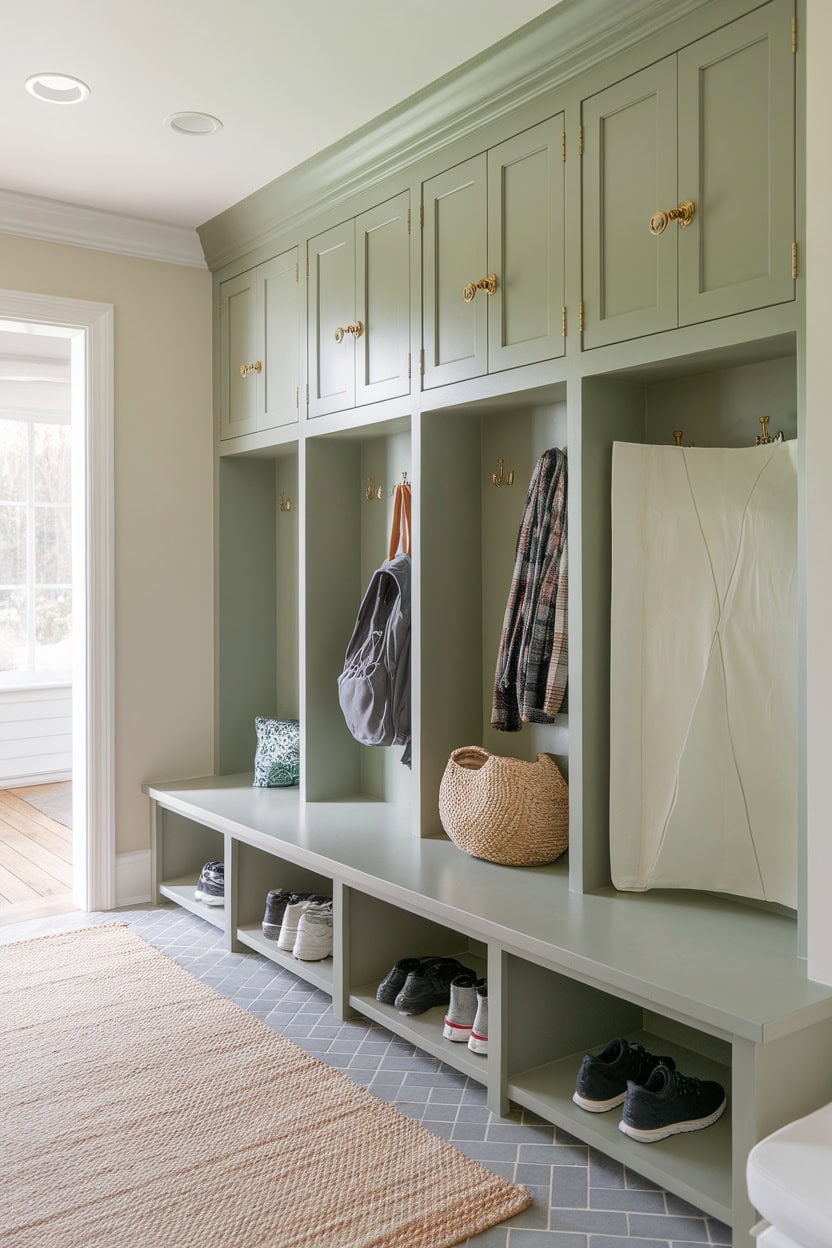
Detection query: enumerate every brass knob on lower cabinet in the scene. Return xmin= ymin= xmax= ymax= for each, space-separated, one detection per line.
xmin=648 ymin=200 xmax=696 ymax=236
xmin=239 ymin=361 xmax=262 ymax=377
xmin=462 ymin=274 xmax=498 ymax=302
xmin=334 ymin=323 xmax=364 ymax=342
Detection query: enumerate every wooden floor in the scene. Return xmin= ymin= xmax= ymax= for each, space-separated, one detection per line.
xmin=0 ymin=785 xmax=72 ymax=917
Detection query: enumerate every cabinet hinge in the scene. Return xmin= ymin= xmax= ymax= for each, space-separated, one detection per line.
xmin=561 ymin=132 xmax=566 ymax=162
xmin=295 ymin=385 xmax=299 ymax=409
xmin=792 ymin=241 xmax=798 ymax=279
xmin=306 ymin=383 xmax=310 ymax=403
xmin=562 ymin=306 xmax=567 ymax=337
xmin=579 ymin=301 xmax=585 ymax=334
xmin=408 ymin=352 xmax=411 ymax=379
xmin=295 ymin=263 xmax=299 ymax=283
xmin=305 ymin=255 xmax=310 ymax=279
xmin=407 ymin=209 xmax=411 ymax=235
xmin=419 ymin=348 xmax=425 ymax=375
xmin=217 ymin=295 xmax=222 ymax=317
xmin=578 ymin=124 xmax=584 ymax=156
xmin=792 ymin=17 xmax=797 ymax=53
xmin=419 ymin=204 xmax=424 ymax=230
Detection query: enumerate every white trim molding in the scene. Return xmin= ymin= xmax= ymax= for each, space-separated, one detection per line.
xmin=0 ymin=188 xmax=206 ymax=269
xmin=116 ymin=850 xmax=152 ymax=907
xmin=0 ymin=288 xmax=116 ymax=912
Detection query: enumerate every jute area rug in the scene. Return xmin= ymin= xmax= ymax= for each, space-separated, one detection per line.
xmin=0 ymin=926 xmax=530 ymax=1248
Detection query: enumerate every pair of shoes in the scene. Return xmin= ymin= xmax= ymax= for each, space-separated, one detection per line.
xmin=443 ymin=974 xmax=488 ymax=1055
xmin=573 ymin=1038 xmax=726 ymax=1142
xmin=194 ymin=861 xmax=224 ymax=905
xmin=376 ymin=956 xmax=474 ymax=1015
xmin=262 ymin=889 xmax=333 ymax=961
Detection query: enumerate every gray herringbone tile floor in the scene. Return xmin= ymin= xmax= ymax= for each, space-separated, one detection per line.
xmin=1 ymin=904 xmax=732 ymax=1248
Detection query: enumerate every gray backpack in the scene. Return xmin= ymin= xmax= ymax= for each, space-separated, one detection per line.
xmin=337 ymin=551 xmax=411 ymax=766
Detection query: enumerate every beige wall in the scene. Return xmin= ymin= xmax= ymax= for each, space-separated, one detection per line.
xmin=805 ymin=0 xmax=832 ymax=986
xmin=0 ymin=233 xmax=213 ymax=855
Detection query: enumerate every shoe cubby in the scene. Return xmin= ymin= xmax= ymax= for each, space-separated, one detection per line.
xmin=345 ymin=888 xmax=489 ymax=1081
xmin=232 ymin=840 xmax=334 ymax=993
xmin=501 ymin=952 xmax=733 ymax=1222
xmin=304 ymin=418 xmax=412 ymax=806
xmin=154 ymin=808 xmax=227 ymax=930
xmin=217 ymin=446 xmax=300 ymax=777
xmin=417 ymin=394 xmax=570 ymax=838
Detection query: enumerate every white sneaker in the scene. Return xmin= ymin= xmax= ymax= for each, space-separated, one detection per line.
xmin=276 ymin=895 xmax=308 ymax=951
xmin=467 ymin=985 xmax=488 ymax=1055
xmin=293 ymin=900 xmax=334 ymax=961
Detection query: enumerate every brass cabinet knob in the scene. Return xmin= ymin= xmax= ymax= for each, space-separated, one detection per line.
xmin=334 ymin=322 xmax=364 ymax=342
xmin=649 ymin=200 xmax=695 ymax=236
xmin=239 ymin=361 xmax=262 ymax=377
xmin=462 ymin=274 xmax=498 ymax=302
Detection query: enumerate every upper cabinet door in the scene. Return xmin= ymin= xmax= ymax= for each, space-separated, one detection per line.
xmin=219 ymin=269 xmax=258 ymax=440
xmin=258 ymin=247 xmax=300 ymax=431
xmin=487 ymin=116 xmax=566 ymax=372
xmin=355 ymin=192 xmax=411 ymax=407
xmin=423 ymin=155 xmax=488 ymax=390
xmin=582 ymin=58 xmax=678 ymax=351
xmin=677 ymin=0 xmax=795 ymax=326
xmin=308 ymin=222 xmax=355 ymax=418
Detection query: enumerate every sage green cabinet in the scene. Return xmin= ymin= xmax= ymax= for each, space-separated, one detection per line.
xmin=582 ymin=0 xmax=794 ymax=350
xmin=423 ymin=116 xmax=565 ymax=389
xmin=219 ymin=248 xmax=300 ymax=441
xmin=309 ymin=192 xmax=411 ymax=418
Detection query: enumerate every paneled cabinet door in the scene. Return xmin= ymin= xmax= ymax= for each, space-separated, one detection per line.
xmin=423 ymin=155 xmax=488 ymax=390
xmin=219 ymin=268 xmax=258 ymax=440
xmin=355 ymin=192 xmax=411 ymax=407
xmin=677 ymin=0 xmax=795 ymax=326
xmin=488 ymin=116 xmax=565 ymax=372
xmin=582 ymin=58 xmax=678 ymax=351
xmin=308 ymin=221 xmax=356 ymax=418
xmin=258 ymin=248 xmax=300 ymax=431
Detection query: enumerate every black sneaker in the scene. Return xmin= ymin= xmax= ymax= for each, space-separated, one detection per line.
xmin=194 ymin=861 xmax=224 ymax=906
xmin=262 ymin=888 xmax=290 ymax=940
xmin=619 ymin=1064 xmax=727 ymax=1142
xmin=376 ymin=958 xmax=429 ymax=1005
xmin=573 ymin=1038 xmax=676 ymax=1112
xmin=394 ymin=958 xmax=472 ymax=1015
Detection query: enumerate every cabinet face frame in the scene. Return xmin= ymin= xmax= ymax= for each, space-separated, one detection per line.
xmin=677 ymin=0 xmax=796 ymax=326
xmin=354 ymin=191 xmax=411 ymax=408
xmin=258 ymin=246 xmax=300 ymax=432
xmin=219 ymin=268 xmax=259 ymax=440
xmin=487 ymin=115 xmax=567 ymax=373
xmin=422 ymin=154 xmax=488 ymax=390
xmin=581 ymin=57 xmax=679 ymax=351
xmin=308 ymin=221 xmax=356 ymax=418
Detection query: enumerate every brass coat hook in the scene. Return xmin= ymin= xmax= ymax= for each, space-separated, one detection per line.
xmin=387 ymin=471 xmax=410 ymax=497
xmin=756 ymin=415 xmax=784 ymax=445
xmin=365 ymin=476 xmax=384 ymax=501
xmin=672 ymin=430 xmax=696 ymax=448
xmin=278 ymin=491 xmax=293 ymax=513
xmin=492 ymin=459 xmax=515 ymax=487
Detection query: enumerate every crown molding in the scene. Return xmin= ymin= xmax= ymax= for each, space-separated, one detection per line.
xmin=0 ymin=188 xmax=206 ymax=269
xmin=198 ymin=0 xmax=713 ymax=271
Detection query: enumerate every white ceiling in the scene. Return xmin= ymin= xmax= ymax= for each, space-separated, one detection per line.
xmin=0 ymin=1 xmax=561 ymax=231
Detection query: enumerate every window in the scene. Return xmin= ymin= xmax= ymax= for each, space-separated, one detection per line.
xmin=0 ymin=413 xmax=72 ymax=685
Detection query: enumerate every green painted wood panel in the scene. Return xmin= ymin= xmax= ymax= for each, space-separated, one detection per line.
xmin=582 ymin=58 xmax=678 ymax=350
xmin=355 ymin=192 xmax=411 ymax=407
xmin=308 ymin=221 xmax=355 ymax=418
xmin=219 ymin=269 xmax=258 ymax=439
xmin=259 ymin=247 xmax=300 ymax=431
xmin=487 ymin=116 xmax=566 ymax=372
xmin=678 ymin=0 xmax=795 ymax=326
xmin=422 ymin=155 xmax=488 ymax=389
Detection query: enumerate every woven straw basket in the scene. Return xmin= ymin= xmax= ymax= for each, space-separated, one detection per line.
xmin=438 ymin=747 xmax=569 ymax=867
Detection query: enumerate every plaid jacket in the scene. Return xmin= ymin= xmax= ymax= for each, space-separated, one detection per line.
xmin=491 ymin=447 xmax=568 ymax=731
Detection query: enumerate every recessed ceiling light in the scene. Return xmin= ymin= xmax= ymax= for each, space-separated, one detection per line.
xmin=25 ymin=73 xmax=90 ymax=105
xmin=165 ymin=111 xmax=223 ymax=137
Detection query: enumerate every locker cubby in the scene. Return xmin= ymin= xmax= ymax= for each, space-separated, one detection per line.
xmin=346 ymin=888 xmax=489 ymax=1081
xmin=217 ymin=446 xmax=300 ymax=776
xmin=304 ymin=418 xmax=412 ymax=805
xmin=418 ymin=393 xmax=569 ymax=838
xmin=233 ymin=840 xmax=334 ymax=993
xmin=155 ymin=809 xmax=226 ymax=930
xmin=502 ymin=953 xmax=733 ymax=1222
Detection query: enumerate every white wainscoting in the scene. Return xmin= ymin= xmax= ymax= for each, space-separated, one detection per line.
xmin=0 ymin=686 xmax=72 ymax=787
xmin=116 ymin=850 xmax=152 ymax=906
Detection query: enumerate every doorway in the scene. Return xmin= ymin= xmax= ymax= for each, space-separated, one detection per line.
xmin=0 ymin=290 xmax=114 ymax=918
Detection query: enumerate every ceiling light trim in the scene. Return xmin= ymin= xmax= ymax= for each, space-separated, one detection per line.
xmin=25 ymin=72 xmax=91 ymax=105
xmin=0 ymin=188 xmax=206 ymax=269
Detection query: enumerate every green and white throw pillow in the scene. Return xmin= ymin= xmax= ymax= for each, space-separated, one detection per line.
xmin=253 ymin=718 xmax=300 ymax=787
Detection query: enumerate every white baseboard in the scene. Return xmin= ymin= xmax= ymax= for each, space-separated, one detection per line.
xmin=0 ymin=770 xmax=72 ymax=789
xmin=116 ymin=850 xmax=152 ymax=906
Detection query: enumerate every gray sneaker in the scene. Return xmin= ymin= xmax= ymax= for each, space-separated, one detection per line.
xmin=467 ymin=983 xmax=488 ymax=1055
xmin=443 ymin=973 xmax=484 ymax=1042
xmin=293 ymin=900 xmax=334 ymax=961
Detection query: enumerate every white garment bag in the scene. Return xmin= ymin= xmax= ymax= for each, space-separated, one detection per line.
xmin=609 ymin=441 xmax=797 ymax=906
